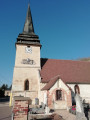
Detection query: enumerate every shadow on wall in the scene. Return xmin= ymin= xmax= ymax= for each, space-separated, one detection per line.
xmin=41 ymin=58 xmax=48 ymax=69
xmin=71 ymin=90 xmax=76 ymax=105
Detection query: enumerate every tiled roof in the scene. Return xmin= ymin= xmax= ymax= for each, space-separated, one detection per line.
xmin=41 ymin=58 xmax=90 ymax=84
xmin=41 ymin=75 xmax=60 ymax=90
xmin=41 ymin=75 xmax=71 ymax=90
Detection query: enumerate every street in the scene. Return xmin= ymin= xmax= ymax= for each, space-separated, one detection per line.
xmin=0 ymin=102 xmax=12 ymax=120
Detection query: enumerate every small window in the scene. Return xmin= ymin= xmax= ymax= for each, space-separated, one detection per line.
xmin=74 ymin=84 xmax=80 ymax=94
xmin=25 ymin=80 xmax=29 ymax=90
xmin=56 ymin=90 xmax=62 ymax=100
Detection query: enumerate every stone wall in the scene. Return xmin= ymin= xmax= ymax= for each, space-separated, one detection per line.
xmin=12 ymin=67 xmax=40 ymax=104
xmin=12 ymin=44 xmax=41 ymax=105
xmin=13 ymin=97 xmax=29 ymax=120
xmin=15 ymin=44 xmax=40 ymax=67
xmin=12 ymin=91 xmax=38 ymax=105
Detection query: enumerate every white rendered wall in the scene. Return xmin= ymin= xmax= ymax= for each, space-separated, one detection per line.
xmin=50 ymin=79 xmax=69 ymax=93
xmin=68 ymin=84 xmax=90 ymax=103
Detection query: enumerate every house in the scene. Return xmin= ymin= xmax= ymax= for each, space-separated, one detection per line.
xmin=5 ymin=90 xmax=11 ymax=97
xmin=12 ymin=4 xmax=90 ymax=110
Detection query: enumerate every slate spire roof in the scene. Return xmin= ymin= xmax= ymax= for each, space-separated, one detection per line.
xmin=23 ymin=4 xmax=34 ymax=34
xmin=16 ymin=4 xmax=41 ymax=47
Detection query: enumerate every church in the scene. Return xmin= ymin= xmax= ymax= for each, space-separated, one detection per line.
xmin=12 ymin=4 xmax=90 ymax=110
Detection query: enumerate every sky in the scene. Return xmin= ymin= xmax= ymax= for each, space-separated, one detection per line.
xmin=0 ymin=0 xmax=90 ymax=86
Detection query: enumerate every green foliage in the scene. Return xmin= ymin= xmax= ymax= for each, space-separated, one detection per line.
xmin=0 ymin=84 xmax=8 ymax=91
xmin=0 ymin=84 xmax=11 ymax=98
xmin=78 ymin=57 xmax=90 ymax=61
xmin=0 ymin=90 xmax=4 ymax=97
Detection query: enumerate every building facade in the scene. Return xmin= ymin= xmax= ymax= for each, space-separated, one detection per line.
xmin=12 ymin=4 xmax=90 ymax=110
xmin=12 ymin=4 xmax=41 ymax=105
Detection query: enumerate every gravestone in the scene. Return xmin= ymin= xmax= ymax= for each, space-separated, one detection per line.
xmin=88 ymin=112 xmax=90 ymax=120
xmin=45 ymin=106 xmax=50 ymax=114
xmin=44 ymin=92 xmax=48 ymax=106
xmin=35 ymin=98 xmax=39 ymax=105
xmin=75 ymin=94 xmax=87 ymax=120
xmin=44 ymin=93 xmax=50 ymax=114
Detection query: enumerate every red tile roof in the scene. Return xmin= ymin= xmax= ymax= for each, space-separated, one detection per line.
xmin=41 ymin=75 xmax=71 ymax=90
xmin=41 ymin=75 xmax=60 ymax=90
xmin=41 ymin=59 xmax=90 ymax=84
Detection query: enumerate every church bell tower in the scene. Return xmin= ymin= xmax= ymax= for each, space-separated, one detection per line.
xmin=12 ymin=4 xmax=41 ymax=104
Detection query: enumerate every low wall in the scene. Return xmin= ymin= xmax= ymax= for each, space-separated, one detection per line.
xmin=13 ymin=96 xmax=30 ymax=120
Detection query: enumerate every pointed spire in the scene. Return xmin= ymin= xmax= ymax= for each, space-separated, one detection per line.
xmin=23 ymin=4 xmax=34 ymax=34
xmin=16 ymin=3 xmax=41 ymax=47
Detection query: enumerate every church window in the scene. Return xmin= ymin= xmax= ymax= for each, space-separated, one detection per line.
xmin=56 ymin=90 xmax=62 ymax=100
xmin=25 ymin=80 xmax=29 ymax=90
xmin=74 ymin=84 xmax=80 ymax=94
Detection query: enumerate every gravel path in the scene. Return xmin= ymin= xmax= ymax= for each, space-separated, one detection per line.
xmin=55 ymin=109 xmax=76 ymax=120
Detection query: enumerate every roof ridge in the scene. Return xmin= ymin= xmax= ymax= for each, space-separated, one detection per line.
xmin=48 ymin=75 xmax=60 ymax=81
xmin=41 ymin=58 xmax=90 ymax=63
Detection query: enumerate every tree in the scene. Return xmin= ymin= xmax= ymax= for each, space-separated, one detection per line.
xmin=0 ymin=84 xmax=8 ymax=97
xmin=0 ymin=90 xmax=4 ymax=97
xmin=0 ymin=84 xmax=8 ymax=91
xmin=78 ymin=57 xmax=90 ymax=61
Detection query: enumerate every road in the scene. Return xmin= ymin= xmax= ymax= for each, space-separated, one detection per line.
xmin=0 ymin=102 xmax=12 ymax=120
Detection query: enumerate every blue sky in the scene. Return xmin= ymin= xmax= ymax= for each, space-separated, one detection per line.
xmin=0 ymin=0 xmax=90 ymax=86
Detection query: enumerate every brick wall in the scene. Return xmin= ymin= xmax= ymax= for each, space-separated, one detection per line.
xmin=47 ymin=88 xmax=72 ymax=109
xmin=67 ymin=91 xmax=72 ymax=107
xmin=13 ymin=97 xmax=29 ymax=120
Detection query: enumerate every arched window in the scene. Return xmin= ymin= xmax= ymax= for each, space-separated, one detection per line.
xmin=25 ymin=80 xmax=29 ymax=90
xmin=56 ymin=90 xmax=62 ymax=100
xmin=74 ymin=84 xmax=80 ymax=94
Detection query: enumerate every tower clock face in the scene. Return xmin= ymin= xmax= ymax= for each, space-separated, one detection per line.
xmin=25 ymin=46 xmax=32 ymax=53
